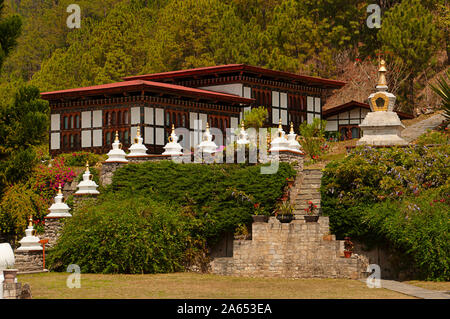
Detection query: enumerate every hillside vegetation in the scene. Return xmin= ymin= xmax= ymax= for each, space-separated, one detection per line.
xmin=0 ymin=0 xmax=447 ymax=112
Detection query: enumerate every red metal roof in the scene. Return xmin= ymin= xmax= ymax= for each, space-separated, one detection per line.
xmin=41 ymin=79 xmax=254 ymax=104
xmin=123 ymin=64 xmax=346 ymax=88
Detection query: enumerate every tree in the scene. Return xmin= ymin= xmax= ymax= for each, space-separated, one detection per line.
xmin=0 ymin=0 xmax=22 ymax=71
xmin=242 ymin=106 xmax=268 ymax=129
xmin=0 ymin=86 xmax=49 ymax=196
xmin=377 ymin=0 xmax=440 ymax=110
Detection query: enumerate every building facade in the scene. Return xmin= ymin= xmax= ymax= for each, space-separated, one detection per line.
xmin=42 ymin=64 xmax=345 ymax=156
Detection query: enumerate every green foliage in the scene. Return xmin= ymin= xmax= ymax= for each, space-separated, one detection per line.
xmin=0 ymin=85 xmax=49 ymax=196
xmin=298 ymin=118 xmax=329 ymax=160
xmin=109 ymin=161 xmax=296 ymax=241
xmin=242 ymin=106 xmax=268 ymax=129
xmin=0 ymin=182 xmax=47 ymax=238
xmin=321 ymin=145 xmax=450 ymax=280
xmin=56 ymin=151 xmax=104 ymax=167
xmin=430 ymin=70 xmax=450 ymax=121
xmin=47 ymin=196 xmax=202 ymax=274
xmin=416 ymin=130 xmax=449 ymax=146
xmin=0 ymin=0 xmax=22 ymax=71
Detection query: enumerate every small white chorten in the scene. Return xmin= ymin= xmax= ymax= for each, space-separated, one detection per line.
xmin=16 ymin=216 xmax=43 ymax=252
xmin=269 ymin=120 xmax=290 ymax=152
xmin=75 ymin=162 xmax=100 ymax=195
xmin=46 ymin=184 xmax=71 ymax=218
xmin=128 ymin=127 xmax=148 ymax=157
xmin=287 ymin=122 xmax=302 ymax=152
xmin=162 ymin=125 xmax=183 ymax=156
xmin=105 ymin=131 xmax=128 ymax=163
xmin=236 ymin=122 xmax=250 ymax=146
xmin=198 ymin=123 xmax=218 ymax=154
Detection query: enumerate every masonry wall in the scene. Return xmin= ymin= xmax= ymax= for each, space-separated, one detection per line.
xmin=211 ymin=217 xmax=368 ymax=279
xmin=14 ymin=250 xmax=43 ymax=272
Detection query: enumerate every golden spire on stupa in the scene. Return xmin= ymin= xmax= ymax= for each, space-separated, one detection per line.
xmin=28 ymin=215 xmax=33 ymax=228
xmin=85 ymin=161 xmax=90 ymax=172
xmin=290 ymin=122 xmax=294 ymax=134
xmin=377 ymin=59 xmax=388 ymax=88
xmin=114 ymin=131 xmax=120 ymax=142
xmin=58 ymin=183 xmax=63 ymax=195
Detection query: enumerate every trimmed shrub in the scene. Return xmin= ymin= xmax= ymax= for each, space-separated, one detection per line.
xmin=47 ymin=196 xmax=201 ymax=274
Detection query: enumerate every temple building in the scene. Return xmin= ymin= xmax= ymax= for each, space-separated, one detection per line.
xmin=41 ymin=64 xmax=345 ymax=156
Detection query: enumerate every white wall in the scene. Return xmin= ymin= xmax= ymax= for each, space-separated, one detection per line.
xmin=199 ymin=83 xmax=243 ymax=96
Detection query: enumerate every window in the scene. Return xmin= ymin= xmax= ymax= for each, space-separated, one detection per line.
xmin=123 ymin=111 xmax=128 ymax=124
xmin=64 ymin=117 xmax=69 ymax=130
xmin=124 ymin=130 xmax=129 ymax=144
xmin=63 ymin=135 xmax=68 ymax=148
xmin=75 ymin=115 xmax=80 ymax=128
xmin=111 ymin=112 xmax=116 ymax=125
xmin=70 ymin=135 xmax=74 ymax=148
xmin=106 ymin=132 xmax=111 ymax=145
xmin=118 ymin=111 xmax=122 ymax=125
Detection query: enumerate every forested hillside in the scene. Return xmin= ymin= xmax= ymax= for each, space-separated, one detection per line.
xmin=0 ymin=0 xmax=448 ymax=112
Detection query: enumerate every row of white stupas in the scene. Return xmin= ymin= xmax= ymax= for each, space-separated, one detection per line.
xmin=16 ymin=184 xmax=72 ymax=252
xmin=106 ymin=120 xmax=303 ymax=162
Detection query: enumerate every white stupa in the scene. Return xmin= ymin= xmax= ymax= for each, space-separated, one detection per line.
xmin=162 ymin=125 xmax=183 ymax=156
xmin=287 ymin=122 xmax=302 ymax=152
xmin=236 ymin=122 xmax=250 ymax=146
xmin=105 ymin=131 xmax=128 ymax=163
xmin=198 ymin=123 xmax=218 ymax=154
xmin=357 ymin=60 xmax=408 ymax=146
xmin=16 ymin=216 xmax=42 ymax=252
xmin=46 ymin=184 xmax=71 ymax=218
xmin=269 ymin=119 xmax=290 ymax=152
xmin=75 ymin=162 xmax=100 ymax=195
xmin=128 ymin=127 xmax=148 ymax=157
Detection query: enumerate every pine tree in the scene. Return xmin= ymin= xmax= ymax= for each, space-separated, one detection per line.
xmin=0 ymin=0 xmax=22 ymax=71
xmin=377 ymin=0 xmax=440 ymax=108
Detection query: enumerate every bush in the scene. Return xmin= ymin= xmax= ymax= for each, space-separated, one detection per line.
xmin=416 ymin=130 xmax=449 ymax=146
xmin=299 ymin=118 xmax=329 ymax=160
xmin=47 ymin=196 xmax=202 ymax=274
xmin=56 ymin=152 xmax=104 ymax=167
xmin=321 ymin=145 xmax=450 ymax=280
xmin=109 ymin=161 xmax=296 ymax=241
xmin=0 ymin=183 xmax=48 ymax=239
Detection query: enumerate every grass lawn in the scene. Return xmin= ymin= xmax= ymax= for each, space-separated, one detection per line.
xmin=17 ymin=272 xmax=414 ymax=299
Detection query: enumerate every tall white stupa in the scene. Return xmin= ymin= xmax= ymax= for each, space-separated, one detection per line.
xmin=357 ymin=60 xmax=408 ymax=146
xmin=198 ymin=123 xmax=218 ymax=154
xmin=16 ymin=216 xmax=42 ymax=252
xmin=287 ymin=122 xmax=302 ymax=152
xmin=47 ymin=184 xmax=71 ymax=218
xmin=128 ymin=127 xmax=148 ymax=156
xmin=269 ymin=119 xmax=290 ymax=152
xmin=162 ymin=125 xmax=183 ymax=156
xmin=105 ymin=131 xmax=128 ymax=163
xmin=75 ymin=162 xmax=100 ymax=195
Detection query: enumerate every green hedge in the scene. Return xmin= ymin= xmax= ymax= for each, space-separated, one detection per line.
xmin=321 ymin=144 xmax=450 ymax=280
xmin=49 ymin=161 xmax=296 ymax=273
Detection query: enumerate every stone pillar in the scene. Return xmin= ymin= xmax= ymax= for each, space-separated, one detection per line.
xmin=99 ymin=161 xmax=127 ymax=186
xmin=44 ymin=217 xmax=66 ymax=249
xmin=1 ymin=269 xmax=22 ymax=299
xmin=14 ymin=251 xmax=43 ymax=272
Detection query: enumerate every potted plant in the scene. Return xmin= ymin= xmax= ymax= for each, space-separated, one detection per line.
xmin=304 ymin=201 xmax=319 ymax=222
xmin=275 ymin=200 xmax=294 ymax=223
xmin=344 ymin=237 xmax=354 ymax=258
xmin=252 ymin=203 xmax=269 ymax=223
xmin=234 ymin=224 xmax=250 ymax=240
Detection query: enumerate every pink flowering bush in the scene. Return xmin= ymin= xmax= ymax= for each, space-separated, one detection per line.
xmin=31 ymin=157 xmax=77 ymax=201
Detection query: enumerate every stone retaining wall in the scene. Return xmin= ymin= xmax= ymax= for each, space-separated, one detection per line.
xmin=210 ymin=217 xmax=368 ymax=279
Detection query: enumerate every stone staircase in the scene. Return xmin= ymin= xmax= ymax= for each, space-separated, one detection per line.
xmin=292 ymin=168 xmax=323 ymax=215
